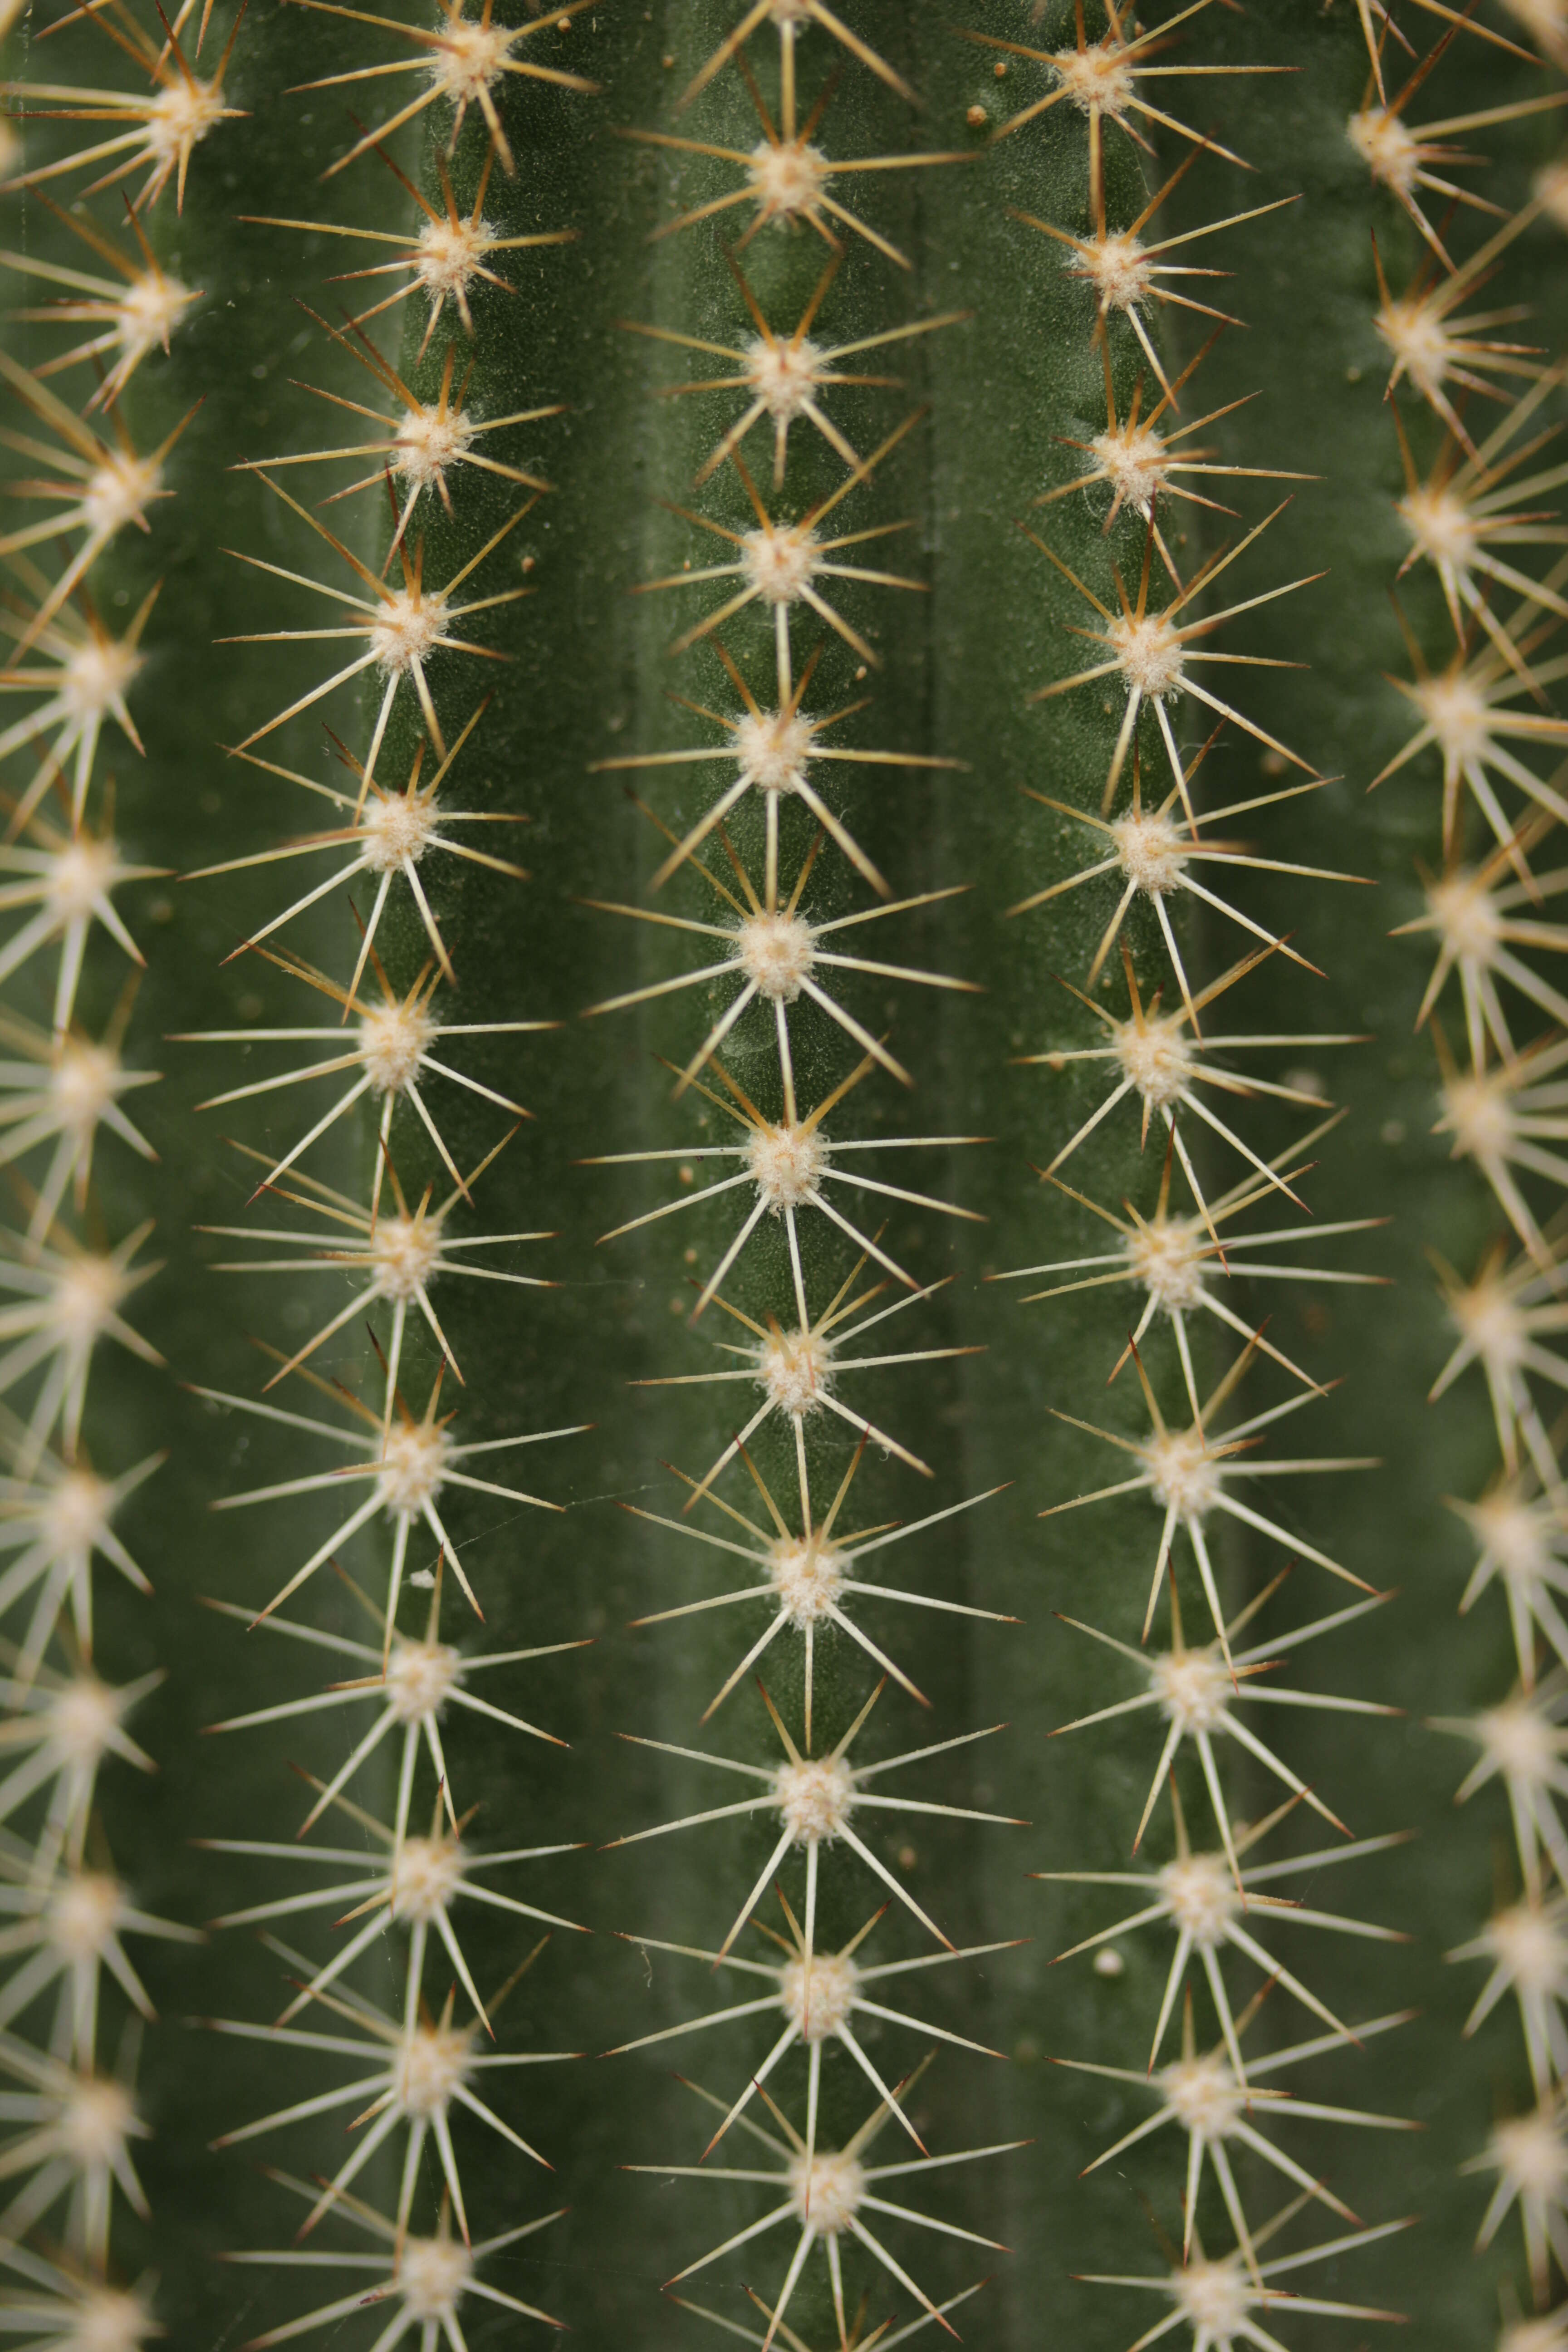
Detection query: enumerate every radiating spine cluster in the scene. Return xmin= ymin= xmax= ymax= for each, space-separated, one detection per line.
xmin=1356 ymin=2 xmax=1568 ymax=2340
xmin=976 ymin=1 xmax=1433 ymax=2339
xmin=0 ymin=0 xmax=600 ymax=2340
xmin=594 ymin=14 xmax=1029 ymax=2343
xmin=175 ymin=5 xmax=605 ymax=2341
xmin=0 ymin=0 xmax=230 ymax=2336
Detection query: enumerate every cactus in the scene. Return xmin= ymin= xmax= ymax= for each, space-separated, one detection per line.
xmin=3 ymin=0 xmax=1568 ymax=2346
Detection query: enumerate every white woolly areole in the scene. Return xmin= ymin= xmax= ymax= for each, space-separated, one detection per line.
xmin=45 ymin=837 xmax=118 ymax=925
xmin=47 ymin=1870 xmax=123 ymax=1962
xmin=767 ymin=1532 xmax=845 ymax=1625
xmin=41 ymin=1465 xmax=115 ymax=1556
xmin=428 ymin=15 xmax=511 ymax=105
xmin=369 ymin=1208 xmax=445 ymax=1301
xmin=756 ymin=1323 xmax=834 ymax=1418
xmin=1142 ymin=1429 xmax=1223 ymax=1521
xmin=1150 ymin=1646 xmax=1230 ymax=1735
xmin=1052 ymin=39 xmax=1134 ymax=118
xmin=786 ymin=2147 xmax=865 ymax=2234
xmin=1487 ymin=1901 xmax=1568 ymax=1995
xmin=111 ymin=269 xmax=192 ymax=364
xmin=369 ymin=586 xmax=450 ymax=679
xmin=61 ymin=2283 xmax=152 ymax=2352
xmin=82 ymin=453 xmax=160 ymax=541
xmin=358 ymin=996 xmax=436 ymax=1097
xmin=1399 ymin=482 xmax=1480 ymax=573
xmin=738 ymin=910 xmax=815 ymax=1000
xmin=779 ymin=1950 xmax=858 ymax=2039
xmin=745 ymin=335 xmax=824 ymax=422
xmin=1415 ymin=672 xmax=1491 ymax=767
xmin=747 ymin=138 xmax=828 ymax=225
xmin=1347 ymin=106 xmax=1420 ymax=196
xmin=774 ymin=1754 xmax=854 ymax=1844
xmin=48 ymin=1674 xmax=122 ymax=1768
xmin=733 ymin=709 xmax=814 ymax=795
xmin=1538 ymin=158 xmax=1568 ymax=232
xmin=389 ymin=1835 xmax=464 ymax=1925
xmin=142 ymin=78 xmax=225 ymax=172
xmin=1157 ymin=1851 xmax=1238 ymax=1946
xmin=1107 ymin=609 xmax=1185 ymax=699
xmin=50 ymin=1251 xmax=133 ymax=1352
xmin=1503 ymin=2318 xmax=1568 ymax=2352
xmin=1158 ymin=2051 xmax=1244 ymax=2137
xmin=1478 ymin=1696 xmax=1560 ymax=1788
xmin=1123 ymin=1215 xmax=1208 ymax=1314
xmin=1113 ymin=1008 xmax=1194 ymax=1112
xmin=386 ymin=1637 xmax=461 ymax=1723
xmin=741 ymin=521 xmax=822 ymax=607
xmin=62 ymin=635 xmax=141 ymax=725
xmin=1450 ymin=1274 xmax=1527 ymax=1378
xmin=1471 ymin=1492 xmax=1557 ymax=1587
xmin=1111 ymin=807 xmax=1188 ymax=896
xmin=394 ymin=2021 xmax=472 ymax=2117
xmin=397 ymin=2233 xmax=473 ymax=2319
xmin=1443 ymin=1070 xmax=1516 ymax=1166
xmin=1377 ymin=294 xmax=1456 ymax=399
xmin=1172 ymin=2256 xmax=1250 ymax=2337
xmin=1492 ymin=2107 xmax=1568 ymax=2200
xmin=375 ymin=1419 xmax=450 ymax=1518
xmin=361 ymin=789 xmax=440 ymax=874
xmin=1427 ymin=867 xmax=1502 ymax=969
xmin=416 ymin=213 xmax=495 ymax=302
xmin=769 ymin=0 xmax=813 ymax=20
xmin=394 ymin=404 xmax=477 ymax=491
xmin=1074 ymin=230 xmax=1152 ymax=316
xmin=60 ymin=2074 xmax=136 ymax=2168
xmin=53 ymin=1041 xmax=124 ymax=1139
xmin=115 ymin=270 xmax=193 ymax=362
xmin=1088 ymin=420 xmax=1171 ymax=519
xmin=747 ymin=1119 xmax=828 ymax=1210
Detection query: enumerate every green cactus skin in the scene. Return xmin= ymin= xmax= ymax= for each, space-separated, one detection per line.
xmin=2 ymin=1 xmax=1568 ymax=2348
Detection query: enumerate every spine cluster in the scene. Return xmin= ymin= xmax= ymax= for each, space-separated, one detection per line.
xmin=0 ymin=0 xmax=598 ymax=2342
xmin=175 ymin=0 xmax=605 ymax=2338
xmin=975 ymin=6 xmax=1420 ymax=2340
xmin=1354 ymin=7 xmax=1568 ymax=2347
xmin=593 ymin=13 xmax=1024 ymax=2346
xmin=0 ymin=0 xmax=227 ymax=2339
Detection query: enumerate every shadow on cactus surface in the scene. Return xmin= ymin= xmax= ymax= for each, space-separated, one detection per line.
xmin=1 ymin=0 xmax=1568 ymax=2345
